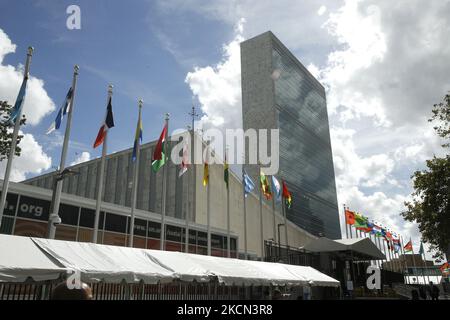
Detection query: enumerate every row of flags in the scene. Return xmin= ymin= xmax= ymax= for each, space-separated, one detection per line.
xmin=345 ymin=209 xmax=403 ymax=253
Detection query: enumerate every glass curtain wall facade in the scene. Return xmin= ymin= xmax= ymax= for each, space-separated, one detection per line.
xmin=241 ymin=31 xmax=341 ymax=239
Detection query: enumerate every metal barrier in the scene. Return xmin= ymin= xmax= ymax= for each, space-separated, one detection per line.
xmin=0 ymin=281 xmax=250 ymax=300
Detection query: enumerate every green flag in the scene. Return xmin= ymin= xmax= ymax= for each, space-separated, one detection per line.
xmin=419 ymin=242 xmax=425 ymax=255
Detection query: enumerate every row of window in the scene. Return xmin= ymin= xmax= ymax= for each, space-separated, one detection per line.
xmin=1 ymin=193 xmax=237 ymax=251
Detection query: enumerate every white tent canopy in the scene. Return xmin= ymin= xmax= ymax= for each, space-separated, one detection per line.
xmin=0 ymin=234 xmax=68 ymax=282
xmin=0 ymin=235 xmax=340 ymax=287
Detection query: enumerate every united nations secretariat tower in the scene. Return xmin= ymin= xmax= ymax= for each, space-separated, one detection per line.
xmin=2 ymin=32 xmax=340 ymax=261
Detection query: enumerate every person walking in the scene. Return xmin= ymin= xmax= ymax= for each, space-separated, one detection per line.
xmin=428 ymin=281 xmax=440 ymax=301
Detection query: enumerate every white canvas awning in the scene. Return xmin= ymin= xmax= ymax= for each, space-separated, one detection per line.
xmin=0 ymin=234 xmax=340 ymax=287
xmin=0 ymin=234 xmax=68 ymax=282
xmin=302 ymin=237 xmax=386 ymax=260
xmin=32 ymin=238 xmax=175 ymax=284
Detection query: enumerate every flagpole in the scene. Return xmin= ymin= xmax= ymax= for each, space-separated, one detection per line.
xmin=160 ymin=113 xmax=170 ymax=251
xmin=92 ymin=84 xmax=112 ymax=243
xmin=226 ymin=146 xmax=231 ymax=258
xmin=243 ymin=172 xmax=248 ymax=260
xmin=282 ymin=193 xmax=288 ymax=248
xmin=0 ymin=46 xmax=33 ymax=226
xmin=206 ymin=147 xmax=211 ymax=256
xmin=343 ymin=204 xmax=349 ymax=239
xmin=410 ymin=238 xmax=418 ymax=284
xmin=272 ymin=180 xmax=277 ymax=243
xmin=184 ymin=126 xmax=191 ymax=254
xmin=128 ymin=99 xmax=143 ymax=247
xmin=258 ymin=165 xmax=264 ymax=260
xmin=400 ymin=235 xmax=409 ymax=283
xmin=47 ymin=65 xmax=79 ymax=239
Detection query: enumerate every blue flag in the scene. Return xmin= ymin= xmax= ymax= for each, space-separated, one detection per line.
xmin=243 ymin=170 xmax=255 ymax=197
xmin=46 ymin=87 xmax=73 ymax=134
xmin=9 ymin=77 xmax=28 ymax=125
xmin=271 ymin=175 xmax=281 ymax=203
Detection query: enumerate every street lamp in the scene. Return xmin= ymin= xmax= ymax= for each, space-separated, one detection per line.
xmin=47 ymin=168 xmax=79 ymax=239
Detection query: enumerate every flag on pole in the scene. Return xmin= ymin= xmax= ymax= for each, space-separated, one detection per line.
xmin=345 ymin=209 xmax=355 ymax=225
xmin=131 ymin=107 xmax=143 ymax=162
xmin=419 ymin=242 xmax=424 ymax=255
xmin=8 ymin=76 xmax=28 ymax=125
xmin=151 ymin=124 xmax=168 ymax=172
xmin=271 ymin=176 xmax=281 ymax=203
xmin=404 ymin=239 xmax=413 ymax=253
xmin=440 ymin=262 xmax=450 ymax=275
xmin=203 ymin=147 xmax=209 ymax=186
xmin=224 ymin=153 xmax=229 ymax=189
xmin=282 ymin=180 xmax=292 ymax=208
xmin=93 ymin=97 xmax=115 ymax=148
xmin=179 ymin=141 xmax=189 ymax=177
xmin=354 ymin=213 xmax=369 ymax=230
xmin=392 ymin=238 xmax=401 ymax=253
xmin=179 ymin=142 xmax=189 ymax=177
xmin=243 ymin=170 xmax=255 ymax=197
xmin=46 ymin=87 xmax=73 ymax=134
xmin=260 ymin=170 xmax=272 ymax=200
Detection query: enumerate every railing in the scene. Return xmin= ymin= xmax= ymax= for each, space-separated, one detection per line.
xmin=0 ymin=281 xmax=255 ymax=301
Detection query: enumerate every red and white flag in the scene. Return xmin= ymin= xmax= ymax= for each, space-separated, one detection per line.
xmin=93 ymin=97 xmax=115 ymax=148
xmin=179 ymin=141 xmax=189 ymax=177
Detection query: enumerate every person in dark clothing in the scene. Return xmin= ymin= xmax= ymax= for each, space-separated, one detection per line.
xmin=428 ymin=282 xmax=440 ymax=301
xmin=411 ymin=290 xmax=419 ymax=300
xmin=418 ymin=286 xmax=427 ymax=300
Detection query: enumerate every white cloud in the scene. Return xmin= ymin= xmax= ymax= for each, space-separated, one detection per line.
xmin=317 ymin=5 xmax=327 ymax=16
xmin=0 ymin=29 xmax=54 ymax=182
xmin=185 ymin=20 xmax=244 ymax=132
xmin=70 ymin=151 xmax=91 ymax=166
xmin=0 ymin=28 xmax=55 ymax=125
xmin=0 ymin=132 xmax=51 ymax=182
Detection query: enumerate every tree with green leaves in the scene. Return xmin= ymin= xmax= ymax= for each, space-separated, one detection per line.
xmin=0 ymin=100 xmax=26 ymax=161
xmin=402 ymin=93 xmax=450 ymax=258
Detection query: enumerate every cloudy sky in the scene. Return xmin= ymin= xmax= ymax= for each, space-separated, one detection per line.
xmin=0 ymin=0 xmax=449 ymax=260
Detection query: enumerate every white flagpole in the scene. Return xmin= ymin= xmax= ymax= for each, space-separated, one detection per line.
xmin=243 ymin=175 xmax=248 ymax=260
xmin=206 ymin=147 xmax=211 ymax=256
xmin=92 ymin=85 xmax=113 ymax=243
xmin=282 ymin=194 xmax=288 ymax=248
xmin=272 ymin=180 xmax=277 ymax=243
xmin=47 ymin=65 xmax=79 ymax=239
xmin=0 ymin=47 xmax=33 ymax=226
xmin=184 ymin=128 xmax=190 ymax=254
xmin=226 ymin=146 xmax=231 ymax=258
xmin=128 ymin=99 xmax=143 ymax=247
xmin=259 ymin=166 xmax=264 ymax=260
xmin=160 ymin=113 xmax=170 ymax=251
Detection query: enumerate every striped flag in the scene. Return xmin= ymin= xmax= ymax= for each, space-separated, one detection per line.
xmin=93 ymin=97 xmax=114 ymax=148
xmin=131 ymin=107 xmax=143 ymax=162
xmin=260 ymin=170 xmax=272 ymax=200
xmin=282 ymin=180 xmax=292 ymax=208
xmin=151 ymin=124 xmax=168 ymax=172
xmin=404 ymin=239 xmax=413 ymax=253
xmin=8 ymin=76 xmax=28 ymax=125
xmin=46 ymin=87 xmax=73 ymax=134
